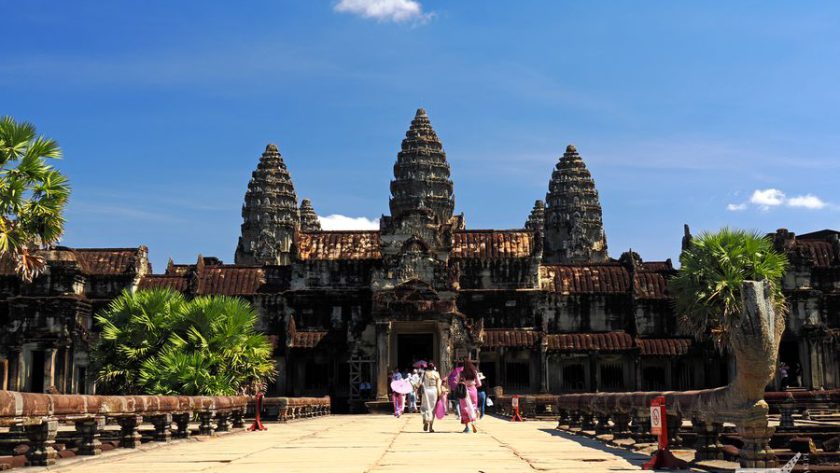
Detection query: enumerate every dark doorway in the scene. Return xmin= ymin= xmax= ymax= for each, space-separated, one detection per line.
xmin=397 ymin=333 xmax=434 ymax=371
xmin=30 ymin=350 xmax=45 ymax=393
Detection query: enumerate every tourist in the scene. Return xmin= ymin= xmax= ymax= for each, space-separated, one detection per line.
xmin=459 ymin=360 xmax=481 ymax=433
xmin=359 ymin=380 xmax=372 ymax=399
xmin=476 ymin=371 xmax=487 ymax=419
xmin=779 ymin=361 xmax=790 ymax=390
xmin=447 ymin=362 xmax=464 ymax=417
xmin=407 ymin=369 xmax=421 ymax=412
xmin=391 ymin=368 xmax=406 ymax=417
xmin=419 ymin=362 xmax=442 ymax=432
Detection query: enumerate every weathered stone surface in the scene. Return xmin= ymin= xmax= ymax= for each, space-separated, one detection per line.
xmin=543 ymin=144 xmax=608 ymax=264
xmin=298 ymin=198 xmax=321 ymax=232
xmin=235 ymin=144 xmax=299 ymax=265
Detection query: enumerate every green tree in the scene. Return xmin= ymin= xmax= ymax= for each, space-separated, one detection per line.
xmin=671 ymin=228 xmax=788 ymax=351
xmin=0 ymin=116 xmax=71 ymax=281
xmin=93 ymin=288 xmax=188 ymax=394
xmin=94 ymin=290 xmax=275 ymax=395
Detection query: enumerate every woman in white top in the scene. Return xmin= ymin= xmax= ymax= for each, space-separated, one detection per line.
xmin=419 ymin=362 xmax=442 ymax=433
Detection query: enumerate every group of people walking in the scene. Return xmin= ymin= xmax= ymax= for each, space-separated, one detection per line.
xmin=389 ymin=359 xmax=488 ymax=434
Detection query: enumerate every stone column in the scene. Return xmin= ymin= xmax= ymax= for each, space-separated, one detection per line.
xmin=737 ymin=421 xmax=777 ymax=468
xmin=630 ymin=410 xmax=652 ymax=443
xmin=198 ymin=410 xmax=216 ymax=436
xmin=45 ymin=347 xmax=57 ymax=392
xmin=692 ymin=420 xmax=724 ymax=461
xmin=173 ymin=413 xmax=191 ymax=439
xmin=216 ymin=412 xmax=231 ymax=432
xmin=375 ymin=321 xmax=391 ymax=400
xmin=595 ymin=414 xmax=612 ymax=435
xmin=75 ymin=416 xmax=104 ymax=455
xmin=779 ymin=402 xmax=795 ymax=429
xmin=15 ymin=349 xmax=24 ymax=391
xmin=25 ymin=419 xmax=58 ymax=466
xmin=612 ymin=413 xmax=632 ymax=439
xmin=666 ymin=414 xmax=683 ymax=446
xmin=232 ymin=410 xmax=245 ymax=428
xmin=539 ymin=343 xmax=549 ymax=393
xmin=149 ymin=414 xmax=172 ymax=442
xmin=117 ymin=415 xmax=143 ymax=448
xmin=438 ymin=321 xmax=452 ymax=376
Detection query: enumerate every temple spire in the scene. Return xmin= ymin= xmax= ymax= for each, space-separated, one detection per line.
xmin=235 ymin=143 xmax=299 ymax=265
xmin=388 ymin=108 xmax=454 ymax=224
xmin=525 ymin=200 xmax=545 ymax=232
xmin=543 ymin=144 xmax=608 ymax=263
xmin=299 ymin=198 xmax=321 ymax=232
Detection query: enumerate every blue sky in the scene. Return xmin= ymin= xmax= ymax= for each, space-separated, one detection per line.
xmin=2 ymin=1 xmax=839 ymax=271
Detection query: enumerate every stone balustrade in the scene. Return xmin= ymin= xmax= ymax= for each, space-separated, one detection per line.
xmin=0 ymin=390 xmax=247 ymax=467
xmin=495 ymin=389 xmax=840 ymax=468
xmin=247 ymin=396 xmax=331 ymax=422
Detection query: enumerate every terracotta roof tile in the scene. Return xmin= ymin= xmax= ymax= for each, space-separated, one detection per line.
xmin=198 ymin=267 xmax=264 ymax=295
xmin=637 ymin=338 xmax=692 ymax=356
xmin=540 ymin=264 xmax=631 ymax=294
xmin=75 ymin=248 xmax=144 ymax=275
xmin=451 ymin=230 xmax=533 ymax=259
xmin=633 ymin=272 xmax=671 ymax=299
xmin=138 ymin=275 xmax=189 ymax=292
xmin=483 ymin=329 xmax=541 ymax=348
xmin=546 ymin=332 xmax=634 ymax=352
xmin=297 ymin=231 xmax=381 ymax=261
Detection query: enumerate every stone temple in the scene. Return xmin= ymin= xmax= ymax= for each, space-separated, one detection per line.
xmin=0 ymin=109 xmax=838 ymax=411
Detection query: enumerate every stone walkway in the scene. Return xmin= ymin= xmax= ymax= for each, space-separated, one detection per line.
xmin=41 ymin=414 xmax=651 ymax=473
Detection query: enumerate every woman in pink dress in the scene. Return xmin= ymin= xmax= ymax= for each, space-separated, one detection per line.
xmin=458 ymin=360 xmax=481 ymax=433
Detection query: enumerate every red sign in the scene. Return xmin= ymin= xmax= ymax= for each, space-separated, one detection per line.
xmin=642 ymin=396 xmax=687 ymax=470
xmin=650 ymin=400 xmax=663 ymax=436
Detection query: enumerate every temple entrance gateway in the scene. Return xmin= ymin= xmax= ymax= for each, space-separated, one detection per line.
xmin=396 ymin=333 xmax=434 ymax=370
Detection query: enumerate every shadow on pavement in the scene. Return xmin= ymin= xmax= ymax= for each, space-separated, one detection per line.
xmin=538 ymin=428 xmax=652 ymax=467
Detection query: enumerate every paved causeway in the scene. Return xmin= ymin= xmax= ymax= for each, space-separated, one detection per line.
xmin=45 ymin=414 xmax=649 ymax=473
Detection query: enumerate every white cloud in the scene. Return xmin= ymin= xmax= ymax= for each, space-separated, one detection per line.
xmin=319 ymin=214 xmax=380 ymax=230
xmin=727 ymin=188 xmax=831 ymax=212
xmin=787 ymin=194 xmax=827 ymax=209
xmin=750 ymin=188 xmax=785 ymax=207
xmin=334 ymin=0 xmax=432 ymax=23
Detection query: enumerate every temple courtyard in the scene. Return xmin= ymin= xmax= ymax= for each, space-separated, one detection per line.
xmin=36 ymin=415 xmax=651 ymax=473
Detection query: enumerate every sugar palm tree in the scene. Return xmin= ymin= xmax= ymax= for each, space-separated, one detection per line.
xmin=93 ymin=288 xmax=188 ymax=394
xmin=671 ymin=228 xmax=788 ymax=351
xmin=0 ymin=116 xmax=71 ymax=281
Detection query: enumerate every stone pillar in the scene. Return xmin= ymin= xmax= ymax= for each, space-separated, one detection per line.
xmin=216 ymin=412 xmax=231 ymax=432
xmin=375 ymin=321 xmax=391 ymax=400
xmin=581 ymin=412 xmax=596 ymax=431
xmin=173 ymin=413 xmax=191 ymax=439
xmin=568 ymin=410 xmax=581 ymax=429
xmin=232 ymin=410 xmax=245 ymax=429
xmin=666 ymin=414 xmax=683 ymax=446
xmin=692 ymin=420 xmax=724 ymax=461
xmin=149 ymin=414 xmax=172 ymax=442
xmin=595 ymin=414 xmax=612 ymax=435
xmin=75 ymin=417 xmax=104 ymax=455
xmin=45 ymin=347 xmax=57 ymax=392
xmin=737 ymin=421 xmax=777 ymax=468
xmin=539 ymin=344 xmax=548 ymax=393
xmin=779 ymin=402 xmax=795 ymax=429
xmin=198 ymin=411 xmax=216 ymax=436
xmin=438 ymin=321 xmax=452 ymax=376
xmin=612 ymin=413 xmax=632 ymax=439
xmin=588 ymin=352 xmax=599 ymax=392
xmin=630 ymin=410 xmax=652 ymax=443
xmin=15 ymin=349 xmax=24 ymax=391
xmin=25 ymin=419 xmax=58 ymax=466
xmin=117 ymin=415 xmax=143 ymax=448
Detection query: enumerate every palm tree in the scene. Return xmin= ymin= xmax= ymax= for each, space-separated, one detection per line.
xmin=0 ymin=116 xmax=71 ymax=281
xmin=671 ymin=228 xmax=788 ymax=351
xmin=139 ymin=296 xmax=276 ymax=395
xmin=94 ymin=289 xmax=275 ymax=395
xmin=92 ymin=288 xmax=188 ymax=394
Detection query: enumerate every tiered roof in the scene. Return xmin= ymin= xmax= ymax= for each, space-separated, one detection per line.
xmin=389 ymin=108 xmax=454 ymax=224
xmin=235 ymin=144 xmax=299 ymax=265
xmin=543 ymin=145 xmax=608 ymax=264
